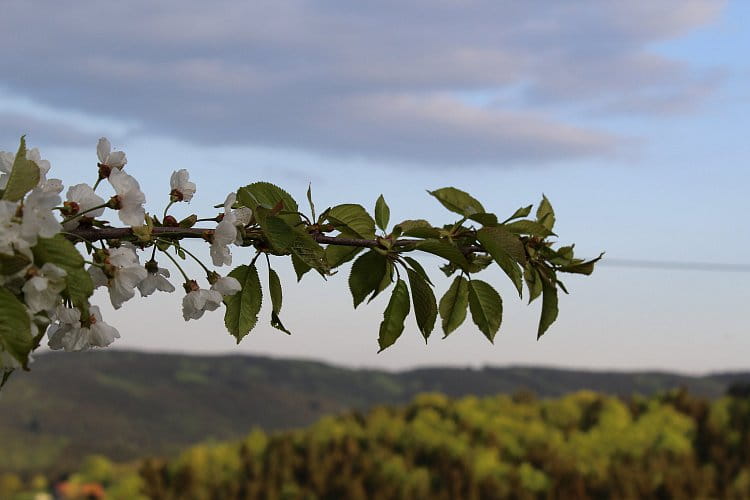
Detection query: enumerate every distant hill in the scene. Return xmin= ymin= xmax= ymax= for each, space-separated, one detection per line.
xmin=1 ymin=350 xmax=748 ymax=475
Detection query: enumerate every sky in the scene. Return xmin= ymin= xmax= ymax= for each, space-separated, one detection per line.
xmin=1 ymin=0 xmax=747 ymax=373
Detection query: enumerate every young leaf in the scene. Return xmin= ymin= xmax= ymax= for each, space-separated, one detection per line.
xmin=476 ymin=227 xmax=525 ymax=297
xmin=559 ymin=253 xmax=604 ymax=275
xmin=237 ymin=182 xmax=299 ymax=226
xmin=324 ymin=230 xmax=364 ymax=269
xmin=402 ymin=256 xmax=433 ymax=286
xmin=393 ymin=219 xmax=440 ymax=239
xmin=255 ymin=209 xmax=295 ymax=251
xmin=289 ymin=227 xmax=329 ymax=276
xmin=374 ymin=194 xmax=390 ymax=231
xmin=407 ymin=268 xmax=437 ymax=341
xmin=0 ymin=288 xmax=33 ymax=368
xmin=0 ymin=252 xmax=31 ymax=275
xmin=503 ymin=220 xmax=556 ymax=237
xmin=268 ymin=268 xmax=282 ymax=315
xmin=502 ymin=204 xmax=533 ymax=223
xmin=536 ymin=195 xmax=555 ymax=230
xmin=369 ymin=261 xmax=394 ymax=303
xmin=428 ymin=187 xmax=485 ymax=217
xmin=65 ymin=267 xmax=94 ymax=312
xmin=31 ymin=235 xmax=85 ymax=270
xmin=468 ymin=213 xmax=498 ymax=226
xmin=416 ymin=239 xmax=470 ymax=270
xmin=524 ymin=265 xmax=543 ymax=304
xmin=306 ymin=183 xmax=316 ymax=221
xmin=224 ymin=265 xmax=263 ymax=343
xmin=349 ymin=250 xmax=387 ymax=308
xmin=537 ymin=276 xmax=559 ymax=339
xmin=377 ymin=279 xmax=410 ymax=352
xmin=2 ymin=136 xmax=40 ymax=202
xmin=327 ymin=204 xmax=376 ymax=239
xmin=467 ymin=279 xmax=503 ymax=343
xmin=439 ymin=276 xmax=469 ymax=338
xmin=271 ymin=311 xmax=292 ymax=335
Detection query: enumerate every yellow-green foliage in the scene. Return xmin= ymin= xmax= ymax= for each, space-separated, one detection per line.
xmin=46 ymin=389 xmax=750 ymax=500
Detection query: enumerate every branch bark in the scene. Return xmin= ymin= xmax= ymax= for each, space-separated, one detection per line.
xmin=64 ymin=226 xmax=483 ymax=253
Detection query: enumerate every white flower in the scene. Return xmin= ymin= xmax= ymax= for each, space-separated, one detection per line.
xmin=210 ymin=192 xmax=253 ymax=267
xmin=22 ymin=263 xmax=67 ymax=313
xmin=169 ymin=169 xmax=196 ymax=202
xmin=181 ymin=276 xmax=240 ymax=321
xmin=47 ymin=305 xmax=120 ymax=352
xmin=137 ymin=263 xmax=175 ymax=297
xmin=0 ymin=200 xmax=31 ymax=258
xmin=63 ymin=183 xmax=105 ymax=229
xmin=108 ymin=168 xmax=146 ymax=226
xmin=96 ymin=137 xmax=127 ymax=169
xmin=89 ymin=246 xmax=148 ymax=309
xmin=20 ymin=185 xmax=62 ymax=243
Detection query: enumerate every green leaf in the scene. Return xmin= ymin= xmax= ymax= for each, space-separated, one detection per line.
xmin=407 ymin=268 xmax=437 ymax=341
xmin=255 ymin=208 xmax=296 ymax=251
xmin=559 ymin=253 xmax=604 ymax=275
xmin=326 ymin=204 xmax=376 ymax=240
xmin=65 ymin=267 xmax=94 ymax=312
xmin=374 ymin=195 xmax=390 ymax=231
xmin=393 ymin=219 xmax=440 ymax=239
xmin=402 ymin=256 xmax=433 ymax=286
xmin=377 ymin=279 xmax=410 ymax=352
xmin=524 ymin=266 xmax=543 ymax=304
xmin=224 ymin=265 xmax=262 ymax=343
xmin=348 ymin=250 xmax=387 ymax=308
xmin=503 ymin=220 xmax=556 ymax=237
xmin=502 ymin=204 xmax=533 ymax=223
xmin=416 ymin=239 xmax=470 ymax=270
xmin=32 ymin=235 xmax=85 ymax=270
xmin=268 ymin=268 xmax=282 ymax=315
xmin=0 ymin=287 xmax=32 ymax=368
xmin=369 ymin=261 xmax=394 ymax=304
xmin=291 ymin=254 xmax=311 ymax=281
xmin=439 ymin=276 xmax=469 ymax=338
xmin=237 ymin=182 xmax=299 ymax=225
xmin=2 ymin=136 xmax=40 ymax=202
xmin=536 ymin=195 xmax=555 ymax=230
xmin=468 ymin=213 xmax=498 ymax=226
xmin=271 ymin=311 xmax=292 ymax=335
xmin=476 ymin=227 xmax=525 ymax=297
xmin=306 ymin=183 xmax=316 ymax=221
xmin=324 ymin=230 xmax=364 ymax=269
xmin=289 ymin=227 xmax=329 ymax=277
xmin=467 ymin=280 xmax=503 ymax=343
xmin=537 ymin=276 xmax=559 ymax=339
xmin=428 ymin=187 xmax=485 ymax=217
xmin=0 ymin=252 xmax=31 ymax=275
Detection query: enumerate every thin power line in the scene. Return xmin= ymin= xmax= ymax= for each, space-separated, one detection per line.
xmin=599 ymin=258 xmax=750 ymax=273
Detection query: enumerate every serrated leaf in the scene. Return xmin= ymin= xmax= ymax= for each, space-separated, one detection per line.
xmin=524 ymin=266 xmax=543 ymax=304
xmin=536 ymin=195 xmax=555 ymax=230
xmin=416 ymin=239 xmax=470 ymax=270
xmin=468 ymin=279 xmax=503 ymax=343
xmin=428 ymin=187 xmax=485 ymax=217
xmin=537 ymin=276 xmax=559 ymax=339
xmin=502 ymin=204 xmax=533 ymax=223
xmin=503 ymin=220 xmax=556 ymax=237
xmin=393 ymin=219 xmax=440 ymax=239
xmin=32 ymin=235 xmax=85 ymax=270
xmin=237 ymin=182 xmax=299 ymax=225
xmin=476 ymin=227 xmax=525 ymax=297
xmin=291 ymin=253 xmax=311 ymax=281
xmin=559 ymin=253 xmax=604 ymax=275
xmin=255 ymin=208 xmax=295 ymax=251
xmin=402 ymin=256 xmax=433 ymax=286
xmin=369 ymin=261 xmax=394 ymax=304
xmin=468 ymin=213 xmax=498 ymax=226
xmin=0 ymin=252 xmax=31 ymax=275
xmin=65 ymin=267 xmax=93 ymax=312
xmin=268 ymin=268 xmax=282 ymax=315
xmin=0 ymin=287 xmax=32 ymax=368
xmin=406 ymin=268 xmax=437 ymax=340
xmin=224 ymin=265 xmax=262 ymax=343
xmin=349 ymin=250 xmax=387 ymax=308
xmin=326 ymin=204 xmax=376 ymax=240
xmin=324 ymin=230 xmax=364 ymax=269
xmin=439 ymin=276 xmax=469 ymax=337
xmin=377 ymin=279 xmax=410 ymax=352
xmin=375 ymin=195 xmax=390 ymax=231
xmin=289 ymin=227 xmax=329 ymax=276
xmin=2 ymin=136 xmax=40 ymax=202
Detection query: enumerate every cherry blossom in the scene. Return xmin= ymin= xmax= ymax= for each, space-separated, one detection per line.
xmin=89 ymin=246 xmax=148 ymax=309
xmin=22 ymin=263 xmax=67 ymax=314
xmin=181 ymin=276 xmax=240 ymax=321
xmin=108 ymin=168 xmax=146 ymax=226
xmin=47 ymin=305 xmax=120 ymax=352
xmin=169 ymin=169 xmax=196 ymax=202
xmin=96 ymin=137 xmax=127 ymax=170
xmin=138 ymin=261 xmax=175 ymax=297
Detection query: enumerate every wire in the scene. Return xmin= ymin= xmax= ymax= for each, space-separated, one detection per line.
xmin=599 ymin=258 xmax=750 ymax=273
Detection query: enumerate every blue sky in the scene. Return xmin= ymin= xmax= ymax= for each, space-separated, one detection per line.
xmin=1 ymin=0 xmax=746 ymax=372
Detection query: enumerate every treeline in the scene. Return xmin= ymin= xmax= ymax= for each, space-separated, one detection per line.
xmin=5 ymin=387 xmax=750 ymax=499
xmin=137 ymin=388 xmax=750 ymax=499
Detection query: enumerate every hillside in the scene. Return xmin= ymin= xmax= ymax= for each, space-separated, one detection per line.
xmin=1 ymin=350 xmax=748 ymax=475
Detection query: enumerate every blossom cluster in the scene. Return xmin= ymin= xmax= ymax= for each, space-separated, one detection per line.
xmin=0 ymin=138 xmax=248 ymax=372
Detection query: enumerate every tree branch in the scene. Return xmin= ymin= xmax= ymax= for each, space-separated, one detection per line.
xmin=65 ymin=226 xmax=483 ymax=253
